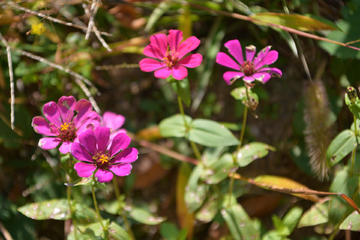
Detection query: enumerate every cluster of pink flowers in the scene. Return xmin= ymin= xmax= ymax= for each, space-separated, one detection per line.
xmin=33 ymin=30 xmax=282 ymax=183
xmin=139 ymin=29 xmax=282 ymax=84
xmin=32 ymin=96 xmax=138 ymax=183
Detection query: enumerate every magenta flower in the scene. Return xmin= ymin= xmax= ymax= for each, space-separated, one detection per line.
xmin=101 ymin=111 xmax=126 ymax=141
xmin=32 ymin=96 xmax=100 ymax=154
xmin=216 ymin=39 xmax=282 ymax=85
xmin=71 ymin=127 xmax=138 ymax=182
xmin=139 ymin=29 xmax=203 ymax=80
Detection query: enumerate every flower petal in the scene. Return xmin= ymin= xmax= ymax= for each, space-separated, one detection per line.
xmin=71 ymin=142 xmax=93 ymax=162
xmin=178 ymin=53 xmax=202 ymax=68
xmin=59 ymin=141 xmax=72 ymax=154
xmin=242 ymin=76 xmax=256 ymax=82
xmin=245 ymin=45 xmax=256 ymax=62
xmin=101 ymin=112 xmax=125 ymax=131
xmin=154 ymin=68 xmax=172 ymax=79
xmin=32 ymin=116 xmax=56 ymax=136
xmin=78 ymin=129 xmax=96 ymax=155
xmin=171 ymin=65 xmax=188 ymax=80
xmin=216 ymin=52 xmax=240 ymax=70
xmin=260 ymin=67 xmax=283 ymax=77
xmin=38 ymin=137 xmax=61 ymax=150
xmin=149 ymin=33 xmax=167 ymax=56
xmin=223 ymin=71 xmax=245 ymax=85
xmin=76 ymin=111 xmax=101 ymax=134
xmin=43 ymin=101 xmax=62 ymax=127
xmin=112 ymin=148 xmax=138 ymax=164
xmin=108 ymin=133 xmax=131 ymax=157
xmin=168 ymin=30 xmax=183 ymax=52
xmin=143 ymin=44 xmax=164 ymax=59
xmin=177 ymin=36 xmax=201 ymax=59
xmin=255 ymin=50 xmax=279 ymax=70
xmin=109 ymin=163 xmax=132 ymax=177
xmin=139 ymin=58 xmax=165 ymax=72
xmin=95 ymin=169 xmax=113 ymax=182
xmin=74 ymin=162 xmax=96 ymax=178
xmin=73 ymin=99 xmax=92 ymax=125
xmin=253 ymin=46 xmax=271 ymax=67
xmin=58 ymin=96 xmax=76 ymax=123
xmin=224 ymin=40 xmax=244 ymax=65
xmin=95 ymin=127 xmax=110 ymax=152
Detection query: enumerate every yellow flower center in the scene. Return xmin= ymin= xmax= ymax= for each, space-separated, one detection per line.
xmin=98 ymin=154 xmax=109 ymax=165
xmin=61 ymin=123 xmax=70 ymax=131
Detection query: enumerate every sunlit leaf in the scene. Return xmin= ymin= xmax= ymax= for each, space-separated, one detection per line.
xmin=128 ymin=207 xmax=165 ymax=225
xmin=250 ymin=13 xmax=337 ymax=31
xmin=298 ymin=200 xmax=329 ymax=228
xmin=234 ymin=142 xmax=275 ymax=167
xmin=201 ymin=153 xmax=234 ymax=184
xmin=185 ymin=165 xmax=208 ymax=213
xmin=159 ymin=114 xmax=192 ymax=138
xmin=18 ymin=199 xmax=70 ymax=220
xmin=326 ymin=130 xmax=357 ymax=167
xmin=339 ymin=211 xmax=360 ymax=231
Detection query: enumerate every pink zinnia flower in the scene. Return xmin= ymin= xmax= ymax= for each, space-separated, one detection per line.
xmin=32 ymin=96 xmax=100 ymax=154
xmin=71 ymin=127 xmax=138 ymax=183
xmin=101 ymin=111 xmax=126 ymax=141
xmin=216 ymin=39 xmax=282 ymax=85
xmin=139 ymin=29 xmax=203 ymax=80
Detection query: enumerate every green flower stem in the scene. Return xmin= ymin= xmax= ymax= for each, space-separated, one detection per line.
xmin=112 ymin=177 xmax=135 ymax=240
xmin=91 ymin=186 xmax=108 ymax=239
xmin=67 ymin=185 xmax=78 ymax=240
xmin=228 ymin=89 xmax=249 ymax=207
xmin=177 ymin=95 xmax=202 ymax=161
xmin=350 ymin=115 xmax=358 ymax=177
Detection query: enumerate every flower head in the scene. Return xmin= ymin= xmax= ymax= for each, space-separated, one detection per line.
xmin=32 ymin=96 xmax=100 ymax=154
xmin=101 ymin=111 xmax=126 ymax=141
xmin=71 ymin=127 xmax=138 ymax=182
xmin=139 ymin=29 xmax=203 ymax=80
xmin=216 ymin=40 xmax=282 ymax=85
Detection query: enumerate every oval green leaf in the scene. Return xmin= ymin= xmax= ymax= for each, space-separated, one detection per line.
xmin=18 ymin=199 xmax=70 ymax=220
xmin=128 ymin=207 xmax=165 ymax=225
xmin=339 ymin=211 xmax=360 ymax=231
xmin=221 ymin=204 xmax=260 ymax=240
xmin=235 ymin=142 xmax=275 ymax=167
xmin=201 ymin=153 xmax=235 ymax=184
xmin=108 ymin=221 xmax=132 ymax=240
xmin=159 ymin=114 xmax=193 ymax=138
xmin=188 ymin=119 xmax=240 ymax=147
xmin=326 ymin=130 xmax=357 ymax=167
xmin=298 ymin=201 xmax=329 ymax=228
xmin=185 ymin=165 xmax=208 ymax=213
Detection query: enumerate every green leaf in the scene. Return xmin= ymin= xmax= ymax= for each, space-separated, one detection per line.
xmin=108 ymin=221 xmax=132 ymax=240
xmin=274 ymin=29 xmax=298 ymax=57
xmin=73 ymin=203 xmax=97 ymax=226
xmin=339 ymin=211 xmax=360 ymax=231
xmin=170 ymin=77 xmax=191 ymax=107
xmin=221 ymin=204 xmax=260 ymax=240
xmin=328 ymin=169 xmax=358 ymax=225
xmin=235 ymin=142 xmax=276 ymax=167
xmin=18 ymin=199 xmax=70 ymax=220
xmin=144 ymin=1 xmax=172 ymax=32
xmin=282 ymin=206 xmax=303 ymax=233
xmin=71 ymin=177 xmax=107 ymax=190
xmin=188 ymin=119 xmax=240 ymax=147
xmin=185 ymin=165 xmax=208 ymax=213
xmin=159 ymin=222 xmax=180 ymax=240
xmin=159 ymin=114 xmax=193 ymax=138
xmin=195 ymin=192 xmax=219 ymax=222
xmin=231 ymin=87 xmax=259 ymax=105
xmin=128 ymin=206 xmax=165 ymax=225
xmin=201 ymin=153 xmax=235 ymax=184
xmin=250 ymin=13 xmax=337 ymax=31
xmin=349 ymin=102 xmax=360 ymax=120
xmin=272 ymin=214 xmax=290 ymax=236
xmin=78 ymin=220 xmax=109 ymax=238
xmin=326 ymin=130 xmax=357 ymax=167
xmin=298 ymin=201 xmax=329 ymax=228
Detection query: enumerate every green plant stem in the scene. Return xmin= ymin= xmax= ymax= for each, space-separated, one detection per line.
xmin=91 ymin=186 xmax=108 ymax=238
xmin=354 ymin=114 xmax=358 ymax=136
xmin=67 ymin=185 xmax=78 ymax=240
xmin=112 ymin=177 xmax=135 ymax=240
xmin=177 ymin=95 xmax=202 ymax=161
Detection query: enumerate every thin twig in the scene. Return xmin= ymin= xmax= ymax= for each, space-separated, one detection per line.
xmin=54 ymin=2 xmax=87 ymax=31
xmin=0 ymin=33 xmax=15 ymax=130
xmin=93 ymin=24 xmax=112 ymax=52
xmin=0 ymin=221 xmax=13 ymax=240
xmin=85 ymin=2 xmax=97 ymax=40
xmin=12 ymin=48 xmax=100 ymax=113
xmin=7 ymin=2 xmax=112 ymax=37
xmin=75 ymin=78 xmax=100 ymax=113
